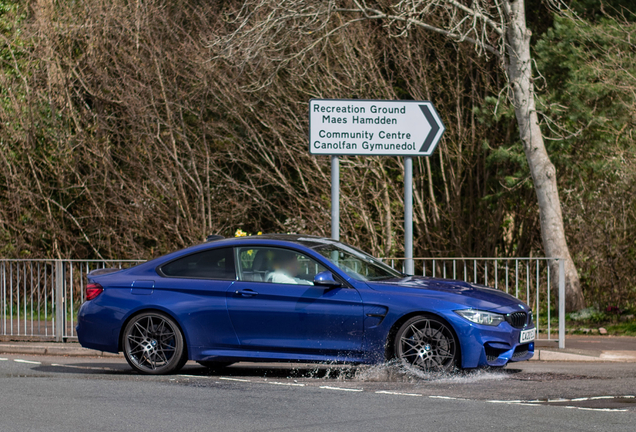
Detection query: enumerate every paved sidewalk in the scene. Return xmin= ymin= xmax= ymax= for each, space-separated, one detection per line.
xmin=1 ymin=336 xmax=635 ymax=361
xmin=530 ymin=336 xmax=636 ymax=362
xmin=0 ymin=341 xmax=122 ymax=358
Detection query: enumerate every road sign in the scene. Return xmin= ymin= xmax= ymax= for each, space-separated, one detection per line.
xmin=311 ymin=99 xmax=445 ymax=275
xmin=309 ymin=99 xmax=445 ymax=156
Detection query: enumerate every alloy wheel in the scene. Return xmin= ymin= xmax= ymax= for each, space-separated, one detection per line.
xmin=123 ymin=312 xmax=185 ymax=374
xmin=394 ymin=315 xmax=457 ymax=372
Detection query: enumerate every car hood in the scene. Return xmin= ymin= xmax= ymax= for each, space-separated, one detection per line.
xmin=366 ymin=276 xmax=527 ymax=311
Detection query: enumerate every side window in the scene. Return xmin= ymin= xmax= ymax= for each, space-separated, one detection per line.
xmin=236 ymin=247 xmax=327 ymax=285
xmin=161 ymin=248 xmax=236 ymax=280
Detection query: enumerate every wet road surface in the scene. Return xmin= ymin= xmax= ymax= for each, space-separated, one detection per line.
xmin=1 ymin=354 xmax=635 ymax=431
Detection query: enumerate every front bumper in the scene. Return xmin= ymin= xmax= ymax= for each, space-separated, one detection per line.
xmin=450 ymin=314 xmax=535 ymax=368
xmin=482 ymin=341 xmax=534 ymax=366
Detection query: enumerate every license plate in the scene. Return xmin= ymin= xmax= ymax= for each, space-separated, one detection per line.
xmin=520 ymin=328 xmax=536 ymax=343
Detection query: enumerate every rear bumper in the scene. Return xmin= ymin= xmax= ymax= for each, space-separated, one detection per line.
xmin=76 ymin=301 xmax=121 ymax=353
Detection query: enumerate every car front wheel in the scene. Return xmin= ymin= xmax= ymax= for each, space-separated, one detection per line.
xmin=393 ymin=315 xmax=458 ymax=372
xmin=122 ymin=311 xmax=187 ymax=375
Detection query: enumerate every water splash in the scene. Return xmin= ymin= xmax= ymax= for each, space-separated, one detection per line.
xmin=354 ymin=361 xmax=510 ymax=383
xmin=232 ymin=361 xmax=512 ymax=384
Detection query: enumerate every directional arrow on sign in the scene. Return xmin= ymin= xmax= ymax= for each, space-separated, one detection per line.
xmin=309 ymin=99 xmax=445 ymax=157
xmin=419 ymin=104 xmax=442 ymax=154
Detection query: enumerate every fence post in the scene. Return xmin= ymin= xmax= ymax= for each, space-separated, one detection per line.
xmin=55 ymin=261 xmax=64 ymax=342
xmin=559 ymin=259 xmax=566 ymax=349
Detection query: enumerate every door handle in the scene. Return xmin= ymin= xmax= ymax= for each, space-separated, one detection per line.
xmin=235 ymin=289 xmax=258 ymax=297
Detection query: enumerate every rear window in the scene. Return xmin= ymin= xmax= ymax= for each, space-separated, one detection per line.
xmin=160 ymin=248 xmax=236 ymax=280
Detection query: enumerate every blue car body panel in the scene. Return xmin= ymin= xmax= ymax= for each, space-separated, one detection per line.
xmin=226 ymin=281 xmax=364 ymax=355
xmin=77 ymin=236 xmax=534 ymax=368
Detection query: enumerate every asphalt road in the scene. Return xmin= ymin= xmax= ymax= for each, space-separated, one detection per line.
xmin=1 ymin=354 xmax=635 ymax=432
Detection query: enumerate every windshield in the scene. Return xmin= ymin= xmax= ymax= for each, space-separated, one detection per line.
xmin=311 ymin=242 xmax=403 ymax=281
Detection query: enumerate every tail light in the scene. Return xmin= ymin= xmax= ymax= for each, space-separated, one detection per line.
xmin=86 ymin=283 xmax=103 ymax=301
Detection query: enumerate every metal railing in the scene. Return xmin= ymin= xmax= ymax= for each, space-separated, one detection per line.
xmin=0 ymin=259 xmax=145 ymax=341
xmin=1 ymin=256 xmax=565 ymax=349
xmin=383 ymin=257 xmax=566 ymax=349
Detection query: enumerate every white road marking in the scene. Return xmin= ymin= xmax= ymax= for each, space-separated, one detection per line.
xmin=0 ymin=358 xmax=8 ymax=361
xmin=143 ymin=372 xmax=636 ymax=413
xmin=481 ymin=396 xmax=632 ymax=413
xmin=565 ymin=406 xmax=628 ymax=412
xmin=266 ymin=381 xmax=305 ymax=387
xmin=528 ymin=395 xmax=636 ymax=403
xmin=13 ymin=359 xmax=41 ymax=365
xmin=376 ymin=391 xmax=421 ymax=397
xmin=219 ymin=377 xmax=251 ymax=382
xmin=319 ymin=386 xmax=363 ymax=392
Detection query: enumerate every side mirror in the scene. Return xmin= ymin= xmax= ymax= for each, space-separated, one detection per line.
xmin=313 ymin=271 xmax=342 ymax=288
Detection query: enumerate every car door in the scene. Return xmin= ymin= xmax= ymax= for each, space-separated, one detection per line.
xmin=154 ymin=247 xmax=239 ymax=351
xmin=226 ymin=246 xmax=364 ymax=356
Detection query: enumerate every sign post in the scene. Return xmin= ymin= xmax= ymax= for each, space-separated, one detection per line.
xmin=404 ymin=157 xmax=413 ymax=274
xmin=331 ymin=155 xmax=339 ymax=241
xmin=309 ymin=99 xmax=445 ymax=274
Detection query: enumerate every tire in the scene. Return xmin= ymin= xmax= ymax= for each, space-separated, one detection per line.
xmin=196 ymin=361 xmax=234 ymax=370
xmin=392 ymin=315 xmax=458 ymax=372
xmin=122 ymin=311 xmax=187 ymax=375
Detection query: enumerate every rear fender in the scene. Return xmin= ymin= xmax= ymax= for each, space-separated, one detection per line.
xmin=118 ymin=307 xmax=190 ymax=360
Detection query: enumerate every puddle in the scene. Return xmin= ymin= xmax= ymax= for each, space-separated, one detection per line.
xmin=220 ymin=361 xmax=516 ymax=383
xmin=507 ymin=372 xmax=605 ymax=382
xmin=353 ymin=361 xmax=511 ymax=383
xmin=0 ymin=374 xmax=49 ymax=379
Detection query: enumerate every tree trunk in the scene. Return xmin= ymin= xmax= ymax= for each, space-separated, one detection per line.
xmin=504 ymin=0 xmax=585 ymax=311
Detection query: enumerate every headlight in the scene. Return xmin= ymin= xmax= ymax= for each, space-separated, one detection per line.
xmin=455 ymin=309 xmax=505 ymax=326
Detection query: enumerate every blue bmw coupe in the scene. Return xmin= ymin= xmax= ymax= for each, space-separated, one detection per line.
xmin=77 ymin=235 xmax=535 ymax=374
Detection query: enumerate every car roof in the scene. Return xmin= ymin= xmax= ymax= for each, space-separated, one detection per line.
xmin=227 ymin=234 xmax=320 ymax=242
xmin=119 ymin=234 xmax=341 ymax=276
xmin=229 ymin=234 xmax=352 ymax=250
xmin=147 ymin=234 xmax=330 ymax=264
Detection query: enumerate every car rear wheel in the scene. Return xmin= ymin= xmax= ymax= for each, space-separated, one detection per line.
xmin=122 ymin=311 xmax=187 ymax=375
xmin=393 ymin=315 xmax=458 ymax=372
